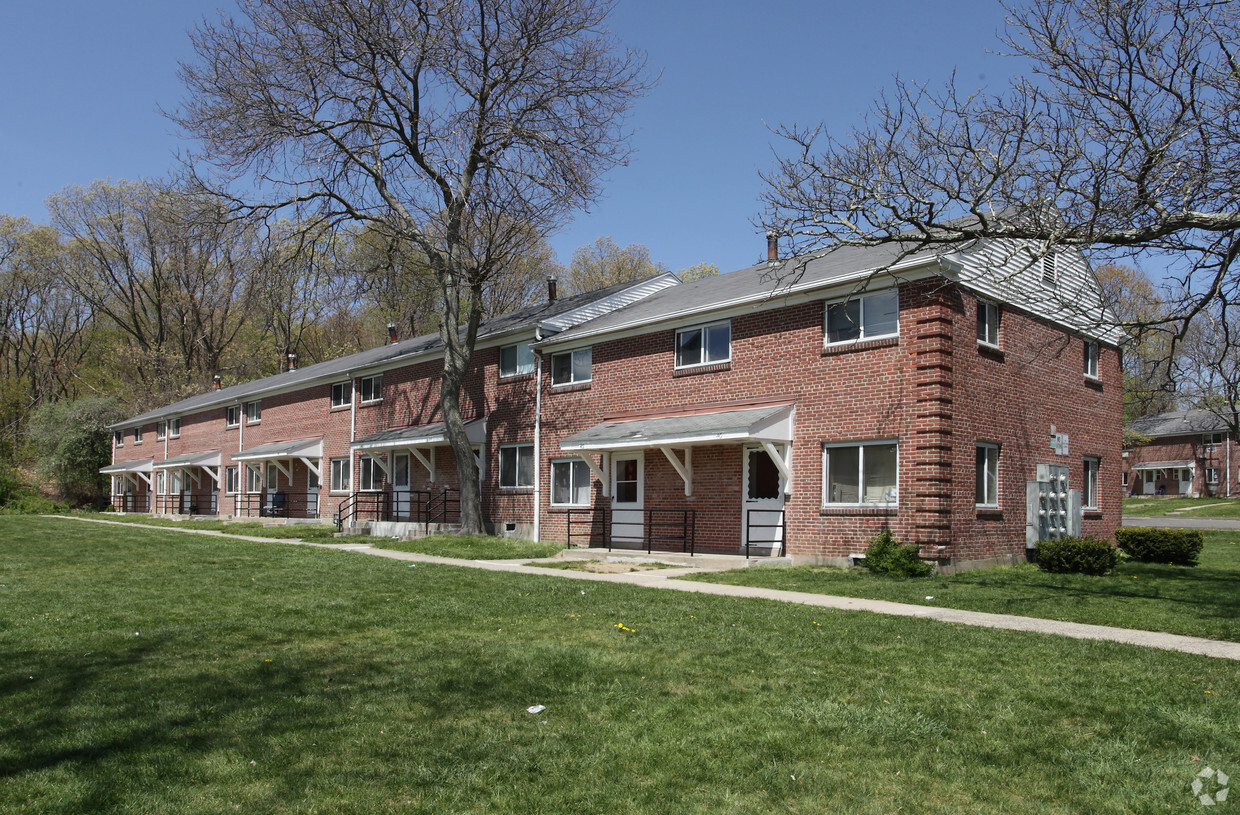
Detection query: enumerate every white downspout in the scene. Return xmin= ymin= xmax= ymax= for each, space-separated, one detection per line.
xmin=533 ymin=336 xmax=543 ymax=543
xmin=350 ymin=377 xmax=358 ymax=497
xmin=1228 ymin=430 xmax=1232 ymax=498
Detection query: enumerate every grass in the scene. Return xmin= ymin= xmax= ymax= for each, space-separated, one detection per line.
xmin=73 ymin=511 xmax=341 ymax=541
xmin=685 ymin=531 xmax=1240 ymax=642
xmin=1122 ymin=496 xmax=1240 ymax=517
xmin=1 ymin=515 xmax=1238 ymax=813
xmin=376 ymin=534 xmax=563 ymax=560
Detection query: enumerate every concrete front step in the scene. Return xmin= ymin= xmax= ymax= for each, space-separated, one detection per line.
xmin=556 ymin=547 xmax=790 ymax=571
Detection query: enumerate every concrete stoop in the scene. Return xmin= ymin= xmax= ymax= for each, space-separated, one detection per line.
xmin=366 ymin=520 xmax=463 ymax=541
xmin=556 ymin=547 xmax=791 ymax=571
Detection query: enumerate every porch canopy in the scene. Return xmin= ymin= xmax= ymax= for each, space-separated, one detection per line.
xmin=233 ymin=437 xmax=323 ymax=482
xmin=1129 ymin=460 xmax=1194 ymax=471
xmin=350 ymin=418 xmax=486 ymax=481
xmin=100 ymin=457 xmax=154 ymax=490
xmin=559 ymin=403 xmax=795 ymax=497
xmin=153 ymin=450 xmax=223 ymax=486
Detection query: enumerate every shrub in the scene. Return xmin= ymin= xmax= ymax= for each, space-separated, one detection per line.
xmin=1114 ymin=527 xmax=1204 ymax=566
xmin=860 ymin=530 xmax=934 ymax=577
xmin=1035 ymin=536 xmax=1119 ymax=575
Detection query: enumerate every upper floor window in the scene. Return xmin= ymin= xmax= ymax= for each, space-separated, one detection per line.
xmin=114 ymin=430 xmax=124 ymax=447
xmin=500 ymin=343 xmax=534 ymax=377
xmin=360 ymin=375 xmax=383 ymax=403
xmin=169 ymin=418 xmax=180 ymax=438
xmin=133 ymin=426 xmax=143 ymax=443
xmin=822 ymin=440 xmax=898 ymax=505
xmin=825 ymin=290 xmax=898 ymax=344
xmin=675 ymin=321 xmax=730 ymax=369
xmin=246 ymin=401 xmax=262 ymax=423
xmin=156 ymin=421 xmax=167 ymax=440
xmin=499 ymin=444 xmax=535 ymax=489
xmin=551 ymin=348 xmax=592 ymax=386
xmin=226 ymin=405 xmax=241 ymax=427
xmin=1203 ymin=432 xmax=1224 ymax=450
xmin=1083 ymin=341 xmax=1100 ymax=379
xmin=331 ymin=381 xmax=352 ymax=409
xmin=977 ymin=300 xmax=1000 ymax=347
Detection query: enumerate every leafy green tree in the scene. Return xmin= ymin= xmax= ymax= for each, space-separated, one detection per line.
xmin=565 ymin=236 xmax=668 ymax=295
xmin=30 ymin=396 xmax=125 ymax=507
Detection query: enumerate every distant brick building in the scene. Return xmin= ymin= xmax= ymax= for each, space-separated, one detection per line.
xmin=1122 ymin=409 xmax=1236 ymax=498
xmin=105 ymin=235 xmax=1121 ymax=571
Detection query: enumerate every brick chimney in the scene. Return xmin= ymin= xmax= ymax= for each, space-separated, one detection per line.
xmin=547 ymin=277 xmax=558 ymax=302
xmin=287 ymin=352 xmax=297 ymax=371
xmin=766 ymin=231 xmax=779 ymax=263
xmin=387 ymin=323 xmax=398 ymax=344
xmin=213 ymin=374 xmax=222 ymax=390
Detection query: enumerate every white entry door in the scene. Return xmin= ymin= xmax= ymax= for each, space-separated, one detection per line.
xmin=742 ymin=445 xmax=785 ymax=552
xmin=611 ymin=452 xmax=644 ymax=544
xmin=392 ymin=454 xmax=411 ymax=520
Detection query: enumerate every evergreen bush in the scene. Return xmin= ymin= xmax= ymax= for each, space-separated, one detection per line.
xmin=1114 ymin=528 xmax=1203 ymax=566
xmin=860 ymin=530 xmax=934 ymax=577
xmin=1035 ymin=536 xmax=1118 ymax=575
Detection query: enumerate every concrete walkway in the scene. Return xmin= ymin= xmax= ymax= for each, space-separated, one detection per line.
xmin=57 ymin=516 xmax=1240 ymax=662
xmin=1123 ymin=515 xmax=1240 ymax=531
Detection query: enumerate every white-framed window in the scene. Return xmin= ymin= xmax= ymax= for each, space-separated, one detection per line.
xmin=1083 ymin=457 xmax=1100 ymax=509
xmin=359 ymin=455 xmax=383 ymax=491
xmin=156 ymin=470 xmax=166 ymax=495
xmin=1122 ymin=470 xmax=1130 ymax=488
xmin=133 ymin=426 xmax=143 ymax=443
xmin=825 ymin=289 xmax=899 ymax=344
xmin=169 ymin=471 xmax=183 ymax=495
xmin=225 ymin=465 xmax=240 ymax=494
xmin=500 ymin=343 xmax=535 ymax=377
xmin=330 ymin=458 xmax=351 ymax=493
xmin=1206 ymin=467 xmax=1220 ymax=486
xmin=977 ymin=300 xmax=1000 ymax=347
xmin=114 ymin=430 xmax=124 ymax=447
xmin=226 ymin=405 xmax=241 ymax=427
xmin=360 ymin=375 xmax=382 ymax=403
xmin=675 ymin=321 xmax=730 ymax=369
xmin=245 ymin=464 xmax=263 ymax=493
xmin=551 ymin=458 xmax=592 ymax=506
xmin=551 ymin=348 xmax=592 ymax=386
xmin=1083 ymin=341 xmax=1100 ymax=379
xmin=1203 ymin=432 xmax=1224 ymax=451
xmin=266 ymin=464 xmax=279 ymax=491
xmin=822 ymin=441 xmax=898 ymax=505
xmin=976 ymin=443 xmax=1000 ymax=507
xmin=168 ymin=418 xmax=180 ymax=438
xmin=331 ymin=381 xmax=352 ymax=409
xmin=246 ymin=401 xmax=262 ymax=423
xmin=499 ymin=444 xmax=535 ymax=489
xmin=156 ymin=421 xmax=167 ymax=440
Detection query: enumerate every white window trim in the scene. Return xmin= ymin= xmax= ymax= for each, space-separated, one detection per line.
xmin=1083 ymin=456 xmax=1101 ymax=510
xmin=331 ymin=381 xmax=353 ymax=409
xmin=976 ymin=442 xmax=1000 ymax=508
xmin=824 ymin=289 xmax=900 ymax=346
xmin=1206 ymin=467 xmax=1220 ymax=486
xmin=225 ymin=465 xmax=240 ymax=495
xmin=114 ymin=430 xmax=125 ymax=447
xmin=550 ymin=347 xmax=593 ymax=387
xmin=330 ymin=457 xmax=351 ymax=493
xmin=245 ymin=401 xmax=261 ymax=424
xmin=499 ymin=342 xmax=535 ymax=378
xmin=499 ymin=444 xmax=535 ymax=489
xmin=977 ymin=300 xmax=1000 ymax=349
xmin=133 ymin=427 xmax=144 ymax=444
xmin=226 ymin=405 xmax=241 ymax=428
xmin=821 ymin=440 xmax=899 ymax=507
xmin=359 ymin=375 xmax=383 ymax=404
xmin=156 ymin=421 xmax=167 ymax=441
xmin=1083 ymin=341 xmax=1100 ymax=380
xmin=169 ymin=418 xmax=180 ymax=438
xmin=550 ymin=458 xmax=593 ymax=507
xmin=359 ymin=455 xmax=384 ymax=491
xmin=674 ymin=320 xmax=731 ymax=370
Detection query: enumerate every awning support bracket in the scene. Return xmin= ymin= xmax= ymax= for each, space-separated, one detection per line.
xmin=659 ymin=446 xmax=693 ymax=496
xmin=580 ymin=453 xmax=610 ymax=498
xmin=760 ymin=440 xmax=794 ymax=496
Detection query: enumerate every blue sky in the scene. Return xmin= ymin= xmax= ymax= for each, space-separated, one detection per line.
xmin=0 ymin=0 xmax=1017 ymax=274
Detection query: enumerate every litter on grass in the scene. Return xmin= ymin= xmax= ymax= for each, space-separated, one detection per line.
xmin=526 ymin=705 xmax=546 ymax=714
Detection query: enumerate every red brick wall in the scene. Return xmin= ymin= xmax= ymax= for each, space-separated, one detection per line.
xmin=1123 ymin=434 xmax=1237 ymax=497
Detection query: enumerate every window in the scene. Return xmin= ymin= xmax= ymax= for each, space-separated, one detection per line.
xmin=1083 ymin=457 xmax=1100 ymax=509
xmin=169 ymin=418 xmax=180 ymax=438
xmin=551 ymin=348 xmax=592 ymax=386
xmin=500 ymin=343 xmax=535 ymax=377
xmin=1122 ymin=470 xmax=1130 ymax=488
xmin=1206 ymin=467 xmax=1220 ymax=486
xmin=675 ymin=321 xmax=730 ymax=368
xmin=330 ymin=458 xmax=351 ymax=492
xmin=246 ymin=401 xmax=262 ymax=423
xmin=359 ymin=455 xmax=383 ymax=491
xmin=156 ymin=421 xmax=166 ymax=440
xmin=977 ymin=300 xmax=1000 ymax=347
xmin=133 ymin=426 xmax=143 ymax=443
xmin=170 ymin=470 xmax=183 ymax=495
xmin=245 ymin=464 xmax=263 ymax=493
xmin=822 ymin=441 xmax=898 ymax=505
xmin=976 ymin=443 xmax=1000 ymax=507
xmin=331 ymin=381 xmax=352 ymax=409
xmin=825 ymin=289 xmax=899 ymax=344
xmin=1083 ymin=341 xmax=1100 ymax=379
xmin=114 ymin=430 xmax=124 ymax=447
xmin=226 ymin=405 xmax=241 ymax=427
xmin=551 ymin=459 xmax=592 ymax=506
xmin=266 ymin=464 xmax=279 ymax=491
xmin=1203 ymin=432 xmax=1224 ymax=450
xmin=500 ymin=444 xmax=534 ymax=488
xmin=360 ymin=375 xmax=382 ymax=403
xmin=225 ymin=466 xmax=239 ymax=495
xmin=156 ymin=471 xmax=166 ymax=495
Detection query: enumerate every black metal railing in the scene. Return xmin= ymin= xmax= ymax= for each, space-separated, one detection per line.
xmin=154 ymin=493 xmax=219 ymax=516
xmin=233 ymin=491 xmax=321 ymax=519
xmin=111 ymin=492 xmax=150 ymax=513
xmin=645 ymin=509 xmax=696 ymax=555
xmin=335 ymin=486 xmax=461 ymax=530
xmin=566 ymin=508 xmax=611 ymax=548
xmin=565 ymin=508 xmax=696 ymax=554
xmin=745 ymin=508 xmax=786 ymax=558
xmin=427 ymin=487 xmax=460 ymax=524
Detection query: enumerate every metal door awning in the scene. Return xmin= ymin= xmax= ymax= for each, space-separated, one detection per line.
xmin=234 ymin=437 xmax=323 ymax=481
xmin=101 ymin=458 xmax=154 ymax=474
xmin=559 ymin=404 xmax=795 ymax=498
xmin=1129 ymin=460 xmax=1194 ymax=471
xmin=351 ymin=419 xmax=486 ymax=481
xmin=153 ymin=451 xmax=222 ymax=469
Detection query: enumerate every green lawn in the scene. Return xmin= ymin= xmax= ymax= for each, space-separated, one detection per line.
xmin=1 ymin=516 xmax=1237 ymax=813
xmin=376 ymin=533 xmax=563 ymax=560
xmin=684 ymin=531 xmax=1240 ymax=642
xmin=1122 ymin=496 xmax=1240 ymax=517
xmin=73 ymin=512 xmax=341 ymax=541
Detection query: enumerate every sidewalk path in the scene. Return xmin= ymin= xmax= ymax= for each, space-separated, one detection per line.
xmin=58 ymin=516 xmax=1240 ymax=662
xmin=1123 ymin=515 xmax=1240 ymax=531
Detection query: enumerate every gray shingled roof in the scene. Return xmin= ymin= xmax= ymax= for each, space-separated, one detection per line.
xmin=1128 ymin=409 xmax=1228 ymax=438
xmin=113 ymin=278 xmax=657 ymax=429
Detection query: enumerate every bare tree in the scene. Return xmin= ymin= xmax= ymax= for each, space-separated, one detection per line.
xmin=760 ymin=0 xmax=1240 ymax=353
xmin=1095 ymin=263 xmax=1177 ymax=419
xmin=172 ymin=0 xmax=649 ymax=532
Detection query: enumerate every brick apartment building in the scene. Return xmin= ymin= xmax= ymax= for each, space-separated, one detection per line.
xmin=1123 ymin=409 xmax=1237 ymax=498
xmin=104 ymin=235 xmax=1122 ymax=571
